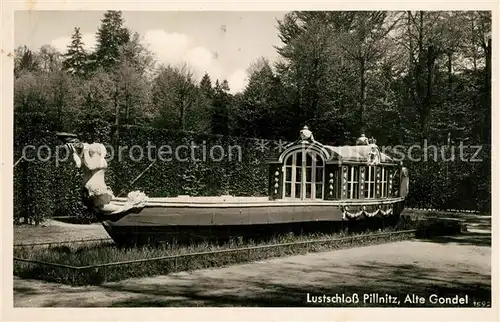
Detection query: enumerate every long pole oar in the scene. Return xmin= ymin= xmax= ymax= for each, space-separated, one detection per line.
xmin=14 ymin=156 xmax=24 ymax=167
xmin=117 ymin=159 xmax=157 ymax=197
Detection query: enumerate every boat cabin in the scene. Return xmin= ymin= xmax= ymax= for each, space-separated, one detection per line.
xmin=268 ymin=126 xmax=402 ymax=201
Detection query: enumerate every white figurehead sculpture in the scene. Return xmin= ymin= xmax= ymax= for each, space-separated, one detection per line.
xmin=399 ymin=167 xmax=409 ymax=198
xmin=356 ymin=134 xmax=369 ymax=146
xmin=65 ymin=139 xmax=148 ymax=216
xmin=366 ymin=137 xmax=381 ymax=166
xmin=299 ymin=125 xmax=317 ymax=144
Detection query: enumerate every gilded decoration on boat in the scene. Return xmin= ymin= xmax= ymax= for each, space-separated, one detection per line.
xmin=341 ymin=205 xmax=394 ymax=220
xmin=356 ymin=134 xmax=382 ymax=166
xmin=356 ymin=134 xmax=370 ymax=145
xmin=299 ymin=125 xmax=315 ymax=143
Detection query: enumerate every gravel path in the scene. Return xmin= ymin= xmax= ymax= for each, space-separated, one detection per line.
xmin=14 ymin=220 xmax=109 ymax=245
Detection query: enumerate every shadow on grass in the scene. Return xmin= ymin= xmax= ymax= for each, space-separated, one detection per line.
xmin=416 ymin=231 xmax=491 ymax=247
xmin=17 ymin=260 xmax=491 ymax=308
xmin=107 ymin=262 xmax=491 ymax=307
xmin=104 ymin=262 xmax=490 ymax=307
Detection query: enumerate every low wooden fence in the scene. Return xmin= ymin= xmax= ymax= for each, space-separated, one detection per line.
xmin=405 ymin=207 xmax=481 ymax=214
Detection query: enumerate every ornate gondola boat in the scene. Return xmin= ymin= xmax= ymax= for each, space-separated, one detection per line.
xmin=59 ymin=126 xmax=409 ymax=246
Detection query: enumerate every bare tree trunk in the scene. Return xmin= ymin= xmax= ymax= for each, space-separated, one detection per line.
xmin=422 ymin=44 xmax=436 ymax=142
xmin=179 ymin=92 xmax=186 ymax=130
xmin=471 ymin=17 xmax=478 ymax=71
xmin=407 ymin=11 xmax=414 ymax=101
xmin=125 ymin=91 xmax=130 ymax=123
xmin=413 ymin=11 xmax=433 ymax=143
xmin=359 ymin=59 xmax=366 ymax=134
xmin=447 ymin=52 xmax=453 ymax=92
xmin=446 ymin=51 xmax=453 ymax=138
xmin=114 ymin=88 xmax=120 ymax=140
xmin=482 ymin=38 xmax=491 ymax=143
xmin=483 ymin=38 xmax=491 ymax=89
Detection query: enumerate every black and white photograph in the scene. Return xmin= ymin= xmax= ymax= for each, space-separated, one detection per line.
xmin=3 ymin=3 xmax=497 ymax=320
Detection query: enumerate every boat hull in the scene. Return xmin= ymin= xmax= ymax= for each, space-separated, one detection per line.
xmin=99 ymin=197 xmax=406 ymax=246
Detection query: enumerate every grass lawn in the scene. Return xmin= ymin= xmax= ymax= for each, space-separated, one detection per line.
xmin=14 ymin=221 xmax=109 ymax=245
xmin=14 ymin=227 xmax=417 ymax=285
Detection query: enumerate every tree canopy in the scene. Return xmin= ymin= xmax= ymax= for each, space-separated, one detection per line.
xmin=14 ymin=10 xmax=491 ymax=147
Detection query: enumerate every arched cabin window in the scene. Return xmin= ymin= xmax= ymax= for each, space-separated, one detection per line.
xmin=283 ymin=150 xmax=324 ymax=200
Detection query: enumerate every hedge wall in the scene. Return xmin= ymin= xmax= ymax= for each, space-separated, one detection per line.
xmin=403 ymin=146 xmax=491 ymax=213
xmin=13 ymin=113 xmax=491 ymax=224
xmin=13 ymin=113 xmax=275 ymax=223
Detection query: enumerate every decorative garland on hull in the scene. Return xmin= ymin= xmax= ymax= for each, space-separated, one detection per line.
xmin=342 ymin=205 xmax=394 ymax=220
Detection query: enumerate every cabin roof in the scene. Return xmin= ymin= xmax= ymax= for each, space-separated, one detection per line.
xmin=275 ymin=126 xmax=398 ymax=165
xmin=324 ymin=145 xmax=394 ymax=164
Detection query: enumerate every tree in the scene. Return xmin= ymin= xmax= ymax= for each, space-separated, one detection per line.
xmin=119 ymin=32 xmax=155 ymax=78
xmin=114 ymin=60 xmax=153 ymax=125
xmin=72 ymin=68 xmax=115 ymax=122
xmin=275 ymin=12 xmax=361 ymax=141
xmin=402 ymin=11 xmax=451 ymax=142
xmin=335 ymin=11 xmax=402 ymax=133
xmin=108 ymin=32 xmax=156 ymax=126
xmin=14 ymin=46 xmax=40 ymax=78
xmin=14 ymin=67 xmax=77 ymax=130
xmin=92 ymin=15 xmax=151 ymax=135
xmin=14 ymin=72 xmax=50 ymax=113
xmin=62 ymin=27 xmax=89 ymax=77
xmin=211 ymin=79 xmax=231 ymax=135
xmin=194 ymin=72 xmax=215 ymax=132
xmin=276 ymin=13 xmax=331 ymax=125
xmin=469 ymin=11 xmax=492 ymax=144
xmin=46 ymin=70 xmax=77 ymax=129
xmin=93 ymin=10 xmax=131 ymax=71
xmin=38 ymin=45 xmax=62 ymax=73
xmin=151 ymin=64 xmax=200 ymax=130
xmin=199 ymin=72 xmax=214 ymax=99
xmin=237 ymin=57 xmax=281 ymax=138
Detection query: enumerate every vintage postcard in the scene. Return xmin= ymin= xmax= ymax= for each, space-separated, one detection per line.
xmin=1 ymin=0 xmax=498 ymax=321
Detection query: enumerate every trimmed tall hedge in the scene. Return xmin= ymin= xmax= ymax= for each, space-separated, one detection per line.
xmin=13 ymin=113 xmax=491 ymax=224
xmin=14 ymin=113 xmax=274 ymax=223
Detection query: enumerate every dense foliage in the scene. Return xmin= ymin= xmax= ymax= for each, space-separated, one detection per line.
xmin=13 ymin=10 xmax=491 ymax=223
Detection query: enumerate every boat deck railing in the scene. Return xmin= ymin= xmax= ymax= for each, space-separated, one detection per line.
xmin=111 ymin=196 xmax=406 ymax=207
